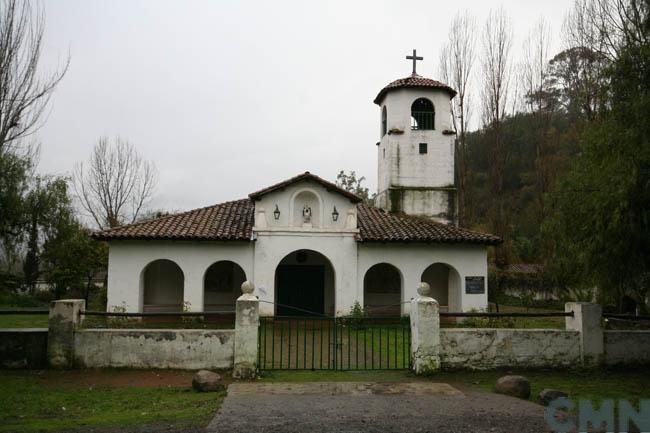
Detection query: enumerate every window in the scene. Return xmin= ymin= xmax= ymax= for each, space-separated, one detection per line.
xmin=410 ymin=98 xmax=435 ymax=130
xmin=383 ymin=148 xmax=386 ymax=158
xmin=419 ymin=143 xmax=427 ymax=154
xmin=381 ymin=106 xmax=387 ymax=136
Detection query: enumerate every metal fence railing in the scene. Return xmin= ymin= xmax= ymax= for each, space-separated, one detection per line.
xmin=603 ymin=313 xmax=650 ymax=321
xmin=80 ymin=310 xmax=235 ymax=317
xmin=440 ymin=311 xmax=574 ymax=318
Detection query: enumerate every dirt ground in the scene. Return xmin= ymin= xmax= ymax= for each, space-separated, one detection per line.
xmin=207 ymin=382 xmax=556 ymax=433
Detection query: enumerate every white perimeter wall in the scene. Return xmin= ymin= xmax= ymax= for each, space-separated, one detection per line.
xmin=604 ymin=330 xmax=650 ymax=365
xmin=357 ymin=243 xmax=488 ymax=315
xmin=74 ymin=329 xmax=234 ymax=369
xmin=440 ymin=329 xmax=581 ymax=369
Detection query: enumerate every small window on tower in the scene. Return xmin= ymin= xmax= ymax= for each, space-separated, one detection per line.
xmin=383 ymin=148 xmax=386 ymax=158
xmin=381 ymin=106 xmax=388 ymax=136
xmin=419 ymin=143 xmax=428 ymax=154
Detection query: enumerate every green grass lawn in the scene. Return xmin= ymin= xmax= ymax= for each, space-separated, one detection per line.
xmin=0 ymin=314 xmax=49 ymax=328
xmin=0 ymin=370 xmax=225 ymax=433
xmin=1 ymin=367 xmax=648 ymax=432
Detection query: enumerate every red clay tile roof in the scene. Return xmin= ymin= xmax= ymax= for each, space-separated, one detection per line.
xmin=356 ymin=204 xmax=501 ymax=245
xmin=374 ymin=74 xmax=457 ymax=105
xmin=94 ymin=185 xmax=499 ymax=245
xmin=249 ymin=172 xmax=362 ymax=203
xmin=93 ymin=199 xmax=254 ymax=241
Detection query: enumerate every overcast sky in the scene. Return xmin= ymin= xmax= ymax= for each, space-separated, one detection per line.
xmin=36 ymin=0 xmax=571 ymax=215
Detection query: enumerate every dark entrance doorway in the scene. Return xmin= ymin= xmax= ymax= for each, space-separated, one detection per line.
xmin=276 ymin=265 xmax=324 ymax=316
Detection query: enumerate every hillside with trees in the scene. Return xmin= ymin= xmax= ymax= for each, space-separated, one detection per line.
xmin=454 ymin=0 xmax=649 ymax=311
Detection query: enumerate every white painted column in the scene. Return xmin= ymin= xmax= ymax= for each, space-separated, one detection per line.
xmin=410 ymin=282 xmax=441 ymax=375
xmin=335 ymin=236 xmax=358 ymax=316
xmin=48 ymin=299 xmax=85 ymax=368
xmin=183 ymin=268 xmax=204 ymax=312
xmin=233 ymin=281 xmax=259 ymax=379
xmin=565 ymin=302 xmax=604 ymax=366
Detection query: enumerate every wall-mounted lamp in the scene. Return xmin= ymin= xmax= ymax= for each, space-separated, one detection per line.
xmin=273 ymin=204 xmax=281 ymax=220
xmin=332 ymin=206 xmax=339 ymax=222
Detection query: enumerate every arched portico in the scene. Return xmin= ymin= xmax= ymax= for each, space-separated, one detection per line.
xmin=363 ymin=263 xmax=402 ymax=317
xmin=274 ymin=249 xmax=335 ymax=316
xmin=421 ymin=263 xmax=462 ymax=312
xmin=141 ymin=259 xmax=184 ymax=312
xmin=204 ymin=261 xmax=247 ymax=312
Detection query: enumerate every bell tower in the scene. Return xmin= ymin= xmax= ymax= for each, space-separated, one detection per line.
xmin=374 ymin=50 xmax=458 ymax=225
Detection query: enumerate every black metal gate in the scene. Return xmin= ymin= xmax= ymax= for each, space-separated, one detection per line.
xmin=258 ymin=316 xmax=411 ymax=370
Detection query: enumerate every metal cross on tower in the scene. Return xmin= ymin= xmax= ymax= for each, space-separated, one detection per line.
xmin=406 ymin=49 xmax=423 ymax=75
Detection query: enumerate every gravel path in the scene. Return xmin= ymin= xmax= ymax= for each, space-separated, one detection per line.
xmin=206 ymin=382 xmax=554 ymax=433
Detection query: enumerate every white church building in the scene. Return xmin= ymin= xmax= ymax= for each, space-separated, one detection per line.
xmin=97 ymin=54 xmax=500 ymax=317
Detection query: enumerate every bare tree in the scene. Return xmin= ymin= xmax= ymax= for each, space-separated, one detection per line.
xmin=521 ymin=18 xmax=553 ymax=220
xmin=481 ymin=8 xmax=513 ymax=128
xmin=73 ymin=137 xmax=158 ymax=230
xmin=0 ymin=0 xmax=69 ymax=153
xmin=522 ymin=18 xmax=552 ymax=114
xmin=439 ymin=11 xmax=477 ymax=227
xmin=480 ymin=7 xmax=513 ymax=264
xmin=563 ymin=0 xmax=648 ymax=58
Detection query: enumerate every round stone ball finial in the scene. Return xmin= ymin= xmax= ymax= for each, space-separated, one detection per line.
xmin=417 ymin=282 xmax=431 ymax=297
xmin=241 ymin=281 xmax=255 ymax=295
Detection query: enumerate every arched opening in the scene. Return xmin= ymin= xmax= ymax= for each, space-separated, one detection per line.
xmin=275 ymin=250 xmax=335 ymax=316
xmin=204 ymin=261 xmax=247 ymax=312
xmin=411 ymin=97 xmax=435 ymax=130
xmin=363 ymin=263 xmax=402 ymax=317
xmin=381 ymin=105 xmax=388 ymax=136
xmin=421 ymin=263 xmax=461 ymax=312
xmin=142 ymin=259 xmax=184 ymax=312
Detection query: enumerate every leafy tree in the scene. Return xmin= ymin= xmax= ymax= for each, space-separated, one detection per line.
xmin=41 ymin=212 xmax=107 ymax=300
xmin=336 ymin=170 xmax=373 ymax=204
xmin=543 ymin=2 xmax=650 ymax=311
xmin=22 ymin=177 xmax=72 ymax=291
xmin=0 ymin=151 xmax=31 ymax=273
xmin=544 ymin=46 xmax=609 ymax=121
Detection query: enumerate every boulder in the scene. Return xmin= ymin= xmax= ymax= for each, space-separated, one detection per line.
xmin=494 ymin=375 xmax=531 ymax=400
xmin=192 ymin=370 xmax=224 ymax=392
xmin=538 ymin=388 xmax=568 ymax=406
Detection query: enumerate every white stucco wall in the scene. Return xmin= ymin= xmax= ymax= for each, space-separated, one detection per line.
xmin=375 ymin=87 xmax=457 ymax=223
xmin=251 ymin=180 xmax=360 ymax=316
xmin=604 ymin=330 xmax=650 ymax=365
xmin=440 ymin=329 xmax=581 ymax=369
xmin=106 ymin=240 xmax=254 ymax=312
xmin=74 ymin=329 xmax=234 ymax=369
xmin=253 ymin=179 xmax=358 ymax=232
xmin=253 ymin=232 xmax=358 ymax=316
xmin=106 ymin=177 xmax=489 ymax=316
xmin=378 ymin=88 xmax=455 ymax=191
xmin=357 ymin=243 xmax=488 ymax=315
xmin=107 ymin=237 xmax=488 ymax=316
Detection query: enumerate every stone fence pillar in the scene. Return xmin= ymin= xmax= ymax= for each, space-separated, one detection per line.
xmin=565 ymin=302 xmax=604 ymax=366
xmin=410 ymin=282 xmax=441 ymax=375
xmin=233 ymin=281 xmax=259 ymax=379
xmin=47 ymin=299 xmax=85 ymax=369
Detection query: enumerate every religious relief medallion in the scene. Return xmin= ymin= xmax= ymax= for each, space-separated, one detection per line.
xmin=302 ymin=204 xmax=312 ymax=224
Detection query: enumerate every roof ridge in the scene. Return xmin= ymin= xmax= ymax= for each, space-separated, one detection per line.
xmin=249 ymin=171 xmax=362 ymax=203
